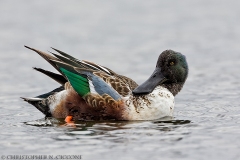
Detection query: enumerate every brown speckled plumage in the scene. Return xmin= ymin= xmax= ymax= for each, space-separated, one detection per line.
xmin=93 ymin=71 xmax=132 ymax=97
xmin=60 ymin=84 xmax=126 ymax=120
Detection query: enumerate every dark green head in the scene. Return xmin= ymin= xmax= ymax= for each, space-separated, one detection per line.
xmin=133 ymin=50 xmax=188 ymax=96
xmin=157 ymin=50 xmax=188 ymax=84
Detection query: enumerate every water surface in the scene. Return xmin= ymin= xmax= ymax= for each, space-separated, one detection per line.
xmin=0 ymin=1 xmax=240 ymax=159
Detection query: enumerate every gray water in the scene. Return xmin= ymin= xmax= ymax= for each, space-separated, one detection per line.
xmin=1 ymin=1 xmax=240 ymax=159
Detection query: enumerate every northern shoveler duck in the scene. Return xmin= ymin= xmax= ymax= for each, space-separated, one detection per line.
xmin=21 ymin=46 xmax=188 ymax=121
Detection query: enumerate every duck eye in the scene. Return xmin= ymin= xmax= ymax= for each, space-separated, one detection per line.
xmin=170 ymin=61 xmax=174 ymax=66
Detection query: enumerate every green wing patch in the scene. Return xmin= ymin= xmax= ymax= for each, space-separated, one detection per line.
xmin=60 ymin=68 xmax=90 ymax=96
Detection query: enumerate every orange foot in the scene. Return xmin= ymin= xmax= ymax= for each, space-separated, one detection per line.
xmin=64 ymin=116 xmax=76 ymax=127
xmin=65 ymin=116 xmax=73 ymax=123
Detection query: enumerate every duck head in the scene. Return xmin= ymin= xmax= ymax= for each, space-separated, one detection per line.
xmin=132 ymin=50 xmax=188 ymax=96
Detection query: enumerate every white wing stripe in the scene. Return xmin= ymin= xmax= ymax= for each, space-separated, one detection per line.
xmin=81 ymin=60 xmax=111 ymax=75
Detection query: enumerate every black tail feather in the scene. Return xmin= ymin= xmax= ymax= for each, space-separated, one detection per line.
xmin=33 ymin=68 xmax=67 ymax=85
xmin=21 ymin=97 xmax=51 ymax=117
xmin=21 ymin=86 xmax=64 ymax=117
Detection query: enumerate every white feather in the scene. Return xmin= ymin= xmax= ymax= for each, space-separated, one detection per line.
xmin=48 ymin=90 xmax=67 ymax=113
xmin=88 ymin=79 xmax=98 ymax=94
xmin=123 ymin=86 xmax=174 ymax=120
xmin=81 ymin=60 xmax=111 ymax=75
xmin=96 ymin=65 xmax=111 ymax=75
xmin=81 ymin=60 xmax=99 ymax=70
xmin=22 ymin=97 xmax=43 ymax=101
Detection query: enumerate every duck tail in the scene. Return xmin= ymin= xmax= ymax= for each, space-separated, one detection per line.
xmin=21 ymin=86 xmax=64 ymax=117
xmin=20 ymin=97 xmax=51 ymax=117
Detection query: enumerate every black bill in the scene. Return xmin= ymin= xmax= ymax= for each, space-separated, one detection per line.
xmin=132 ymin=67 xmax=167 ymax=95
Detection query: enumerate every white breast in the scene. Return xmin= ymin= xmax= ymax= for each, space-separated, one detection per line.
xmin=123 ymin=86 xmax=174 ymax=120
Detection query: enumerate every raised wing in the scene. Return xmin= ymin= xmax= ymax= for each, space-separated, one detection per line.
xmin=51 ymin=47 xmax=138 ymax=90
xmin=25 ymin=46 xmax=138 ymax=90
